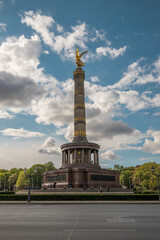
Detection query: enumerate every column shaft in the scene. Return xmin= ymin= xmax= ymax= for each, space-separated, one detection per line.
xmin=97 ymin=151 xmax=99 ymax=164
xmin=62 ymin=151 xmax=64 ymax=164
xmin=73 ymin=68 xmax=87 ymax=142
xmin=94 ymin=150 xmax=97 ymax=164
xmin=68 ymin=150 xmax=70 ymax=164
xmin=82 ymin=149 xmax=84 ymax=162
xmin=89 ymin=149 xmax=91 ymax=162
xmin=74 ymin=149 xmax=76 ymax=163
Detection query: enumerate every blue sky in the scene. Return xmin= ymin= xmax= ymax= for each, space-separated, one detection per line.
xmin=0 ymin=0 xmax=160 ymax=169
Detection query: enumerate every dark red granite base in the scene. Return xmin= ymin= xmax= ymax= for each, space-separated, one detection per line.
xmin=43 ymin=167 xmax=121 ymax=189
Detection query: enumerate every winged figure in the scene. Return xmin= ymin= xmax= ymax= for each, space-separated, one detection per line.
xmin=75 ymin=47 xmax=88 ymax=67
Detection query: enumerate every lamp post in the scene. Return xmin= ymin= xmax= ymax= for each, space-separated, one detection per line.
xmin=24 ymin=167 xmax=37 ymax=202
xmin=151 ymin=167 xmax=160 ymax=202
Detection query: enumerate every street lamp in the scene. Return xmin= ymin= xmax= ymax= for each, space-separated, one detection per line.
xmin=151 ymin=167 xmax=160 ymax=202
xmin=24 ymin=167 xmax=37 ymax=202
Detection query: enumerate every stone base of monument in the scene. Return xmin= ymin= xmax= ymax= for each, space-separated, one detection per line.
xmin=42 ymin=167 xmax=121 ymax=189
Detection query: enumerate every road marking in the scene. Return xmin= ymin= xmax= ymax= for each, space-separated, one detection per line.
xmin=65 ymin=229 xmax=136 ymax=232
xmin=66 ymin=216 xmax=79 ymax=240
xmin=106 ymin=217 xmax=136 ymax=223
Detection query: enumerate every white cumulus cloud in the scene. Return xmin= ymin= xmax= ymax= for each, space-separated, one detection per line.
xmin=90 ymin=76 xmax=100 ymax=82
xmin=142 ymin=130 xmax=160 ymax=154
xmin=20 ymin=10 xmax=127 ymax=61
xmin=0 ymin=23 xmax=6 ymax=31
xmin=96 ymin=46 xmax=127 ymax=59
xmin=39 ymin=137 xmax=60 ymax=155
xmin=0 ymin=128 xmax=45 ymax=138
xmin=0 ymin=109 xmax=14 ymax=119
xmin=101 ymin=150 xmax=120 ymax=160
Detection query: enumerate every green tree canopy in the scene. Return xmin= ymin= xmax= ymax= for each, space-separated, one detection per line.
xmin=44 ymin=161 xmax=56 ymax=171
xmin=114 ymin=164 xmax=124 ymax=172
xmin=16 ymin=171 xmax=29 ymax=190
xmin=120 ymin=169 xmax=134 ymax=187
xmin=132 ymin=162 xmax=160 ymax=190
xmin=8 ymin=172 xmax=19 ymax=190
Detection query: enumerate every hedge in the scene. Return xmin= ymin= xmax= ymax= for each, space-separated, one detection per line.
xmin=0 ymin=191 xmax=15 ymax=195
xmin=134 ymin=191 xmax=158 ymax=194
xmin=0 ymin=194 xmax=158 ymax=201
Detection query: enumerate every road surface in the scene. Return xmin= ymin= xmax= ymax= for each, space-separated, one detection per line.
xmin=0 ymin=204 xmax=159 ymax=240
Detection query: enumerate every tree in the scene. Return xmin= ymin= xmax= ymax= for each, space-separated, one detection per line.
xmin=120 ymin=169 xmax=134 ymax=188
xmin=27 ymin=164 xmax=45 ymax=188
xmin=16 ymin=171 xmax=28 ymax=190
xmin=25 ymin=162 xmax=56 ymax=188
xmin=0 ymin=171 xmax=9 ymax=191
xmin=44 ymin=161 xmax=56 ymax=171
xmin=8 ymin=172 xmax=19 ymax=190
xmin=132 ymin=162 xmax=160 ymax=190
xmin=114 ymin=164 xmax=124 ymax=172
xmin=0 ymin=162 xmax=56 ymax=190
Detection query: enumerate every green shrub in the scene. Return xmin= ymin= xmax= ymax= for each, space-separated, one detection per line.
xmin=0 ymin=191 xmax=15 ymax=195
xmin=0 ymin=194 xmax=158 ymax=201
xmin=134 ymin=191 xmax=158 ymax=194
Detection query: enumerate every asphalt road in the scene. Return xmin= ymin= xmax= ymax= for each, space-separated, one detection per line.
xmin=0 ymin=204 xmax=159 ymax=240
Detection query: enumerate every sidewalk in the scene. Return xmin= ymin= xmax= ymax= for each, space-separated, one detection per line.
xmin=0 ymin=201 xmax=159 ymax=204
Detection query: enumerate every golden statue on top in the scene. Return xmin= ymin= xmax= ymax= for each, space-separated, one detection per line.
xmin=75 ymin=47 xmax=88 ymax=67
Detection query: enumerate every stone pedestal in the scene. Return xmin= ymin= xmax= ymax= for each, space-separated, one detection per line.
xmin=42 ymin=167 xmax=121 ymax=189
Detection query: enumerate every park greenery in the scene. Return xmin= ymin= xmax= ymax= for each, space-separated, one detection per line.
xmin=0 ymin=162 xmax=56 ymax=191
xmin=114 ymin=162 xmax=160 ymax=191
xmin=0 ymin=161 xmax=159 ymax=191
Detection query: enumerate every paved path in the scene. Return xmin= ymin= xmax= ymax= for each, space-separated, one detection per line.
xmin=0 ymin=204 xmax=159 ymax=240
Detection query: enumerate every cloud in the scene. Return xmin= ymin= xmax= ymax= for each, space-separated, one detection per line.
xmin=96 ymin=46 xmax=127 ymax=59
xmin=110 ymin=58 xmax=144 ymax=89
xmin=90 ymin=76 xmax=100 ymax=82
xmin=31 ymin=78 xmax=74 ymax=126
xmin=57 ymin=24 xmax=63 ymax=33
xmin=0 ymin=1 xmax=3 ymax=9
xmin=0 ymin=128 xmax=45 ymax=138
xmin=0 ymin=71 xmax=45 ymax=107
xmin=85 ymin=80 xmax=150 ymax=114
xmin=118 ymin=90 xmax=149 ymax=111
xmin=0 ymin=34 xmax=45 ymax=82
xmin=153 ymin=112 xmax=160 ymax=116
xmin=20 ymin=11 xmax=127 ymax=61
xmin=101 ymin=163 xmax=110 ymax=168
xmin=87 ymin=117 xmax=134 ymax=141
xmin=21 ymin=11 xmax=88 ymax=61
xmin=0 ymin=109 xmax=14 ymax=119
xmin=0 ymin=23 xmax=6 ymax=31
xmin=20 ymin=11 xmax=55 ymax=48
xmin=110 ymin=57 xmax=160 ymax=90
xmin=101 ymin=150 xmax=120 ymax=160
xmin=139 ymin=157 xmax=160 ymax=161
xmin=142 ymin=130 xmax=160 ymax=154
xmin=38 ymin=137 xmax=60 ymax=155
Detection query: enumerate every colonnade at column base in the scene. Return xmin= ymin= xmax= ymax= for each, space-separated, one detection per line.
xmin=60 ymin=142 xmax=100 ymax=169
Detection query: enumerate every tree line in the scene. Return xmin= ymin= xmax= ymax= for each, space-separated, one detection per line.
xmin=0 ymin=161 xmax=159 ymax=191
xmin=114 ymin=162 xmax=160 ymax=191
xmin=0 ymin=162 xmax=56 ymax=191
